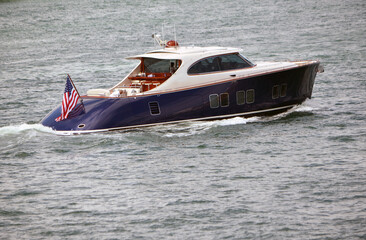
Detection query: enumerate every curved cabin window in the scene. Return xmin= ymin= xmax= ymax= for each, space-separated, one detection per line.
xmin=188 ymin=53 xmax=253 ymax=74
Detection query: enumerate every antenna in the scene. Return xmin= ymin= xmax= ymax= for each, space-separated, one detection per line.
xmin=152 ymin=33 xmax=166 ymax=47
xmin=151 ymin=23 xmax=179 ymax=48
xmin=174 ymin=24 xmax=176 ymax=44
xmin=153 ymin=25 xmax=156 ymax=47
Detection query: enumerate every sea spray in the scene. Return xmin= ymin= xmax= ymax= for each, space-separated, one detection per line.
xmin=161 ymin=116 xmax=260 ymax=138
xmin=0 ymin=123 xmax=55 ymax=136
xmin=160 ymin=105 xmax=315 ymax=137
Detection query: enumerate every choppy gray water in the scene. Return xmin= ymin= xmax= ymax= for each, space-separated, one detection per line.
xmin=1 ymin=0 xmax=365 ymax=239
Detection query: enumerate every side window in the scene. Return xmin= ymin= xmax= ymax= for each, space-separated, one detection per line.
xmin=220 ymin=54 xmax=252 ymax=70
xmin=272 ymin=85 xmax=280 ymax=99
xmin=246 ymin=89 xmax=255 ymax=104
xmin=220 ymin=93 xmax=229 ymax=107
xmin=209 ymin=94 xmax=219 ymax=108
xmin=272 ymin=83 xmax=287 ymax=99
xmin=236 ymin=90 xmax=245 ymax=105
xmin=188 ymin=53 xmax=253 ymax=74
xmin=188 ymin=60 xmax=206 ymax=74
xmin=280 ymin=83 xmax=287 ymax=97
xmin=188 ymin=58 xmax=214 ymax=74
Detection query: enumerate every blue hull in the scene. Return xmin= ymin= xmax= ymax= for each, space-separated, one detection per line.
xmin=41 ymin=63 xmax=319 ymax=133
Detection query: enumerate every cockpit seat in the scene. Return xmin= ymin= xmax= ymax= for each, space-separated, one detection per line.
xmin=86 ymin=89 xmax=110 ymax=97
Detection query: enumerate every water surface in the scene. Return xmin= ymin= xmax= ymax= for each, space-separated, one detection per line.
xmin=0 ymin=0 xmax=365 ymax=239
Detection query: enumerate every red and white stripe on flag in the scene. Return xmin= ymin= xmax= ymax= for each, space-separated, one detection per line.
xmin=55 ymin=76 xmax=80 ymax=122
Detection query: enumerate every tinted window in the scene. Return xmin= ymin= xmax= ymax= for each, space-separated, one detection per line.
xmin=188 ymin=57 xmax=218 ymax=74
xmin=220 ymin=54 xmax=252 ymax=70
xmin=220 ymin=93 xmax=229 ymax=107
xmin=209 ymin=94 xmax=219 ymax=108
xmin=188 ymin=53 xmax=253 ymax=74
xmin=246 ymin=89 xmax=255 ymax=104
xmin=280 ymin=84 xmax=287 ymax=97
xmin=144 ymin=58 xmax=171 ymax=73
xmin=272 ymin=85 xmax=280 ymax=99
xmin=236 ymin=91 xmax=245 ymax=105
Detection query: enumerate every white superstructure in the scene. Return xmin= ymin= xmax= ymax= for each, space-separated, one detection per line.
xmin=87 ymin=42 xmax=316 ymax=97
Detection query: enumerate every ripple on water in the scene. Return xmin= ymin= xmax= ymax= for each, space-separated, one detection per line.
xmin=1 ymin=0 xmax=366 ymax=239
xmin=328 ymin=135 xmax=356 ymax=142
xmin=0 ymin=209 xmax=28 ymax=217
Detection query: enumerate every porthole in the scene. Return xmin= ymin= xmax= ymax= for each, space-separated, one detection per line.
xmin=236 ymin=90 xmax=245 ymax=105
xmin=220 ymin=93 xmax=229 ymax=107
xmin=78 ymin=124 xmax=86 ymax=128
xmin=272 ymin=85 xmax=280 ymax=99
xmin=209 ymin=94 xmax=219 ymax=108
xmin=280 ymin=83 xmax=287 ymax=97
xmin=246 ymin=89 xmax=255 ymax=104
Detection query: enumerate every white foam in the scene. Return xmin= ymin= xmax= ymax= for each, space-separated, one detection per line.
xmin=293 ymin=105 xmax=315 ymax=112
xmin=0 ymin=123 xmax=56 ymax=136
xmin=162 ymin=116 xmax=260 ymax=137
xmin=159 ymin=104 xmax=316 ymax=137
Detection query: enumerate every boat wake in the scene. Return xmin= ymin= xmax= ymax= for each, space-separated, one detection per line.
xmin=157 ymin=116 xmax=260 ymax=138
xmin=257 ymin=104 xmax=316 ymax=122
xmin=0 ymin=105 xmax=315 ymax=137
xmin=155 ymin=104 xmax=315 ymax=138
xmin=293 ymin=105 xmax=315 ymax=112
xmin=0 ymin=123 xmax=55 ymax=137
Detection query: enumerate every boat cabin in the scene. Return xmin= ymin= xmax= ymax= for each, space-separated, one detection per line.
xmin=86 ymin=43 xmax=255 ymax=98
xmin=86 ymin=56 xmax=181 ymax=97
xmin=126 ymin=57 xmax=181 ymax=92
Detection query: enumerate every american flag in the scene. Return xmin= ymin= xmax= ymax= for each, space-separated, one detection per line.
xmin=55 ymin=75 xmax=81 ymax=122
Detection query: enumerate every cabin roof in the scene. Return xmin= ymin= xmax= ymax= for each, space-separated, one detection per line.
xmin=126 ymin=46 xmax=243 ymax=61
